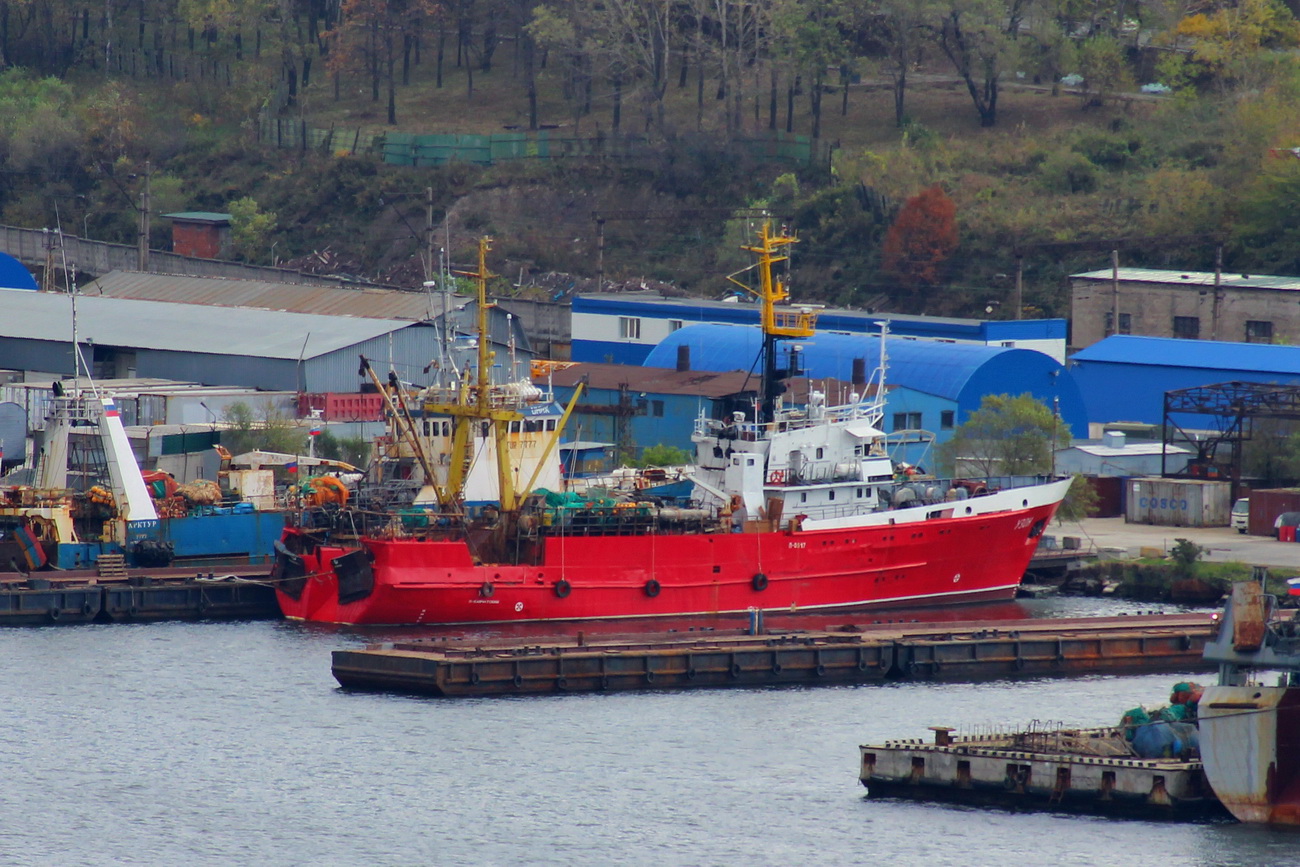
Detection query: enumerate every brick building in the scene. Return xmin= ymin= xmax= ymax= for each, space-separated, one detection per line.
xmin=1070 ymin=267 xmax=1300 ymax=351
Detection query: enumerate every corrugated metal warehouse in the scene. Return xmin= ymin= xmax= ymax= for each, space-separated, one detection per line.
xmin=644 ymin=324 xmax=1088 ymax=441
xmin=84 ymin=270 xmax=443 ymax=320
xmin=83 ymin=270 xmax=560 ymax=354
xmin=1068 ymin=335 xmax=1300 ymax=426
xmin=573 ymin=293 xmax=1068 ymax=365
xmin=0 ymin=287 xmax=452 ymax=392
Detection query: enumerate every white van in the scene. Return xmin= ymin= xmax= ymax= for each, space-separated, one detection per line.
xmin=1231 ymin=498 xmax=1250 ymax=534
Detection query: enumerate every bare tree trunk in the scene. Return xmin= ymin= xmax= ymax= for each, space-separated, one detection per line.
xmin=612 ymin=72 xmax=621 ymax=131
xmin=436 ymin=24 xmax=445 ymax=87
xmin=524 ymin=30 xmax=537 ymax=129
xmin=768 ymin=65 xmax=777 ymax=131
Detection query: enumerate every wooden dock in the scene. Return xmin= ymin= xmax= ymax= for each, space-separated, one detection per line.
xmin=332 ymin=613 xmax=1217 ymax=697
xmin=0 ymin=566 xmax=279 ymax=626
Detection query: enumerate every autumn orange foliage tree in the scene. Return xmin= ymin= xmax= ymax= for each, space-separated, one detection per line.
xmin=880 ymin=184 xmax=958 ymax=311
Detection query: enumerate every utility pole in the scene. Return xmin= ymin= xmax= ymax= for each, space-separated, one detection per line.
xmin=1013 ymin=249 xmax=1023 ymax=320
xmin=42 ymin=228 xmax=58 ymax=292
xmin=1109 ymin=249 xmax=1120 ymax=337
xmin=425 ymin=186 xmax=435 ymax=283
xmin=595 ymin=216 xmax=606 ymax=288
xmin=137 ymin=160 xmax=151 ymax=271
xmin=1210 ymin=245 xmax=1223 ymax=341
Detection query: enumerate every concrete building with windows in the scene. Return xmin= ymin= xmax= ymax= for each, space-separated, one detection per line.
xmin=1070 ymin=267 xmax=1300 ymax=351
xmin=572 ymin=293 xmax=1068 ymax=365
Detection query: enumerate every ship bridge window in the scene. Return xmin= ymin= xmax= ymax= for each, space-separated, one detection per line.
xmin=828 ymin=490 xmax=835 ymax=500
xmin=524 ymin=420 xmax=540 ymax=433
xmin=816 ymin=447 xmax=824 ymax=459
xmin=869 ymin=474 xmax=893 ymax=483
xmin=546 ymin=419 xmax=556 ymax=431
xmin=747 ymin=458 xmax=755 ymax=466
xmin=800 ymin=493 xmax=807 ymax=503
xmin=857 ymin=488 xmax=865 ymax=498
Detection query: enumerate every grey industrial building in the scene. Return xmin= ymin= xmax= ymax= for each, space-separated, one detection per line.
xmin=0 ymin=287 xmax=453 ymax=392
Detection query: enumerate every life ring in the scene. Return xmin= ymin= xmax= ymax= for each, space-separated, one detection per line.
xmin=48 ymin=607 xmax=61 ymax=622
xmin=686 ymin=667 xmax=698 ymax=680
xmin=555 ymin=676 xmax=568 ymax=690
xmin=815 ymin=663 xmax=827 ymax=677
xmin=81 ymin=602 xmax=94 ymax=617
xmin=128 ymin=606 xmax=139 ymax=618
xmin=644 ymin=670 xmax=656 ymax=684
xmin=771 ymin=662 xmax=783 ymax=675
xmin=767 ymin=469 xmax=785 ymax=485
xmin=730 ymin=662 xmax=742 ymax=678
xmin=554 ymin=579 xmax=572 ymax=599
xmin=479 ymin=582 xmax=495 ymax=598
xmin=751 ymin=573 xmax=769 ymax=592
xmin=644 ymin=579 xmax=661 ymax=598
xmin=512 ymin=674 xmax=524 ymax=688
xmin=469 ymin=670 xmax=481 ymax=685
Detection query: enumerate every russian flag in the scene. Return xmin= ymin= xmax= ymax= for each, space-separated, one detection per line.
xmin=309 ymin=426 xmax=322 ymax=437
xmin=103 ymin=400 xmax=120 ymax=418
xmin=1288 ymin=577 xmax=1300 ymax=597
xmin=286 ymin=460 xmax=298 ymax=474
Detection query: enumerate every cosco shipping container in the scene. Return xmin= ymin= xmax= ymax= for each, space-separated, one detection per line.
xmin=1125 ymin=478 xmax=1232 ymax=527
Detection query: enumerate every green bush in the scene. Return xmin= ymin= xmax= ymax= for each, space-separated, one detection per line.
xmin=1038 ymin=151 xmax=1099 ymax=193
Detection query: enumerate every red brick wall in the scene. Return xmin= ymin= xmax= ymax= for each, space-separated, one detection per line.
xmin=172 ymin=223 xmax=222 ymax=259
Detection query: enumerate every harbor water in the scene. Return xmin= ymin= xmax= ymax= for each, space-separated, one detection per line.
xmin=1 ymin=602 xmax=1296 ymax=866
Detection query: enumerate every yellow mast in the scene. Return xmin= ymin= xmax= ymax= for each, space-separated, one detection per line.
xmin=727 ymin=222 xmax=817 ymax=423
xmin=727 ymin=222 xmax=816 ymax=340
xmin=423 ymin=237 xmax=527 ymax=512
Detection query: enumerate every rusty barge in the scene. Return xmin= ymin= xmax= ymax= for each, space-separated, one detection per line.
xmin=859 ymin=722 xmax=1225 ymax=821
xmin=330 ymin=613 xmax=1215 ymax=697
xmin=0 ymin=559 xmax=277 ymax=625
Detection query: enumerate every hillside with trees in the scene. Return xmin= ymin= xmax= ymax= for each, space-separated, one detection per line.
xmin=4 ymin=0 xmax=1300 ymax=318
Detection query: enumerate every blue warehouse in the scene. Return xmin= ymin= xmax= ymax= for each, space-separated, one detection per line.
xmin=1069 ymin=336 xmax=1300 ymax=427
xmin=572 ymin=293 xmax=1068 ymax=365
xmin=643 ymin=324 xmax=1087 ymax=463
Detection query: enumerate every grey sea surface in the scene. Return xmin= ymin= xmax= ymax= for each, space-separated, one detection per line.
xmin=0 ymin=599 xmax=1295 ymax=867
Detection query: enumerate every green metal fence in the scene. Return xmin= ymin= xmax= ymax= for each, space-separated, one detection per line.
xmin=260 ymin=114 xmax=821 ymax=168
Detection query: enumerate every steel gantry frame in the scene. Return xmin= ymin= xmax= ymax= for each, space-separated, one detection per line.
xmin=1162 ymin=381 xmax=1300 ymax=489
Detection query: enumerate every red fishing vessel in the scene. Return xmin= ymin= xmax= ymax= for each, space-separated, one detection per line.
xmin=274 ymin=227 xmax=1069 ymax=626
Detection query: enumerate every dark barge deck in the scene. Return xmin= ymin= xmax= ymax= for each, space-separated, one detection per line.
xmin=0 ymin=564 xmax=278 ymax=625
xmin=331 ymin=613 xmax=1218 ymax=697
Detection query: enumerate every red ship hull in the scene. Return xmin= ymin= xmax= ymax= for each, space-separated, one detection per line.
xmin=275 ymin=494 xmax=1062 ymax=626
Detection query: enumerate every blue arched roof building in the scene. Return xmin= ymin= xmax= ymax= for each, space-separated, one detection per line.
xmin=644 ymin=324 xmax=1088 ymax=438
